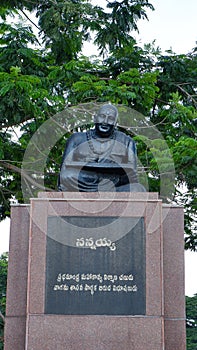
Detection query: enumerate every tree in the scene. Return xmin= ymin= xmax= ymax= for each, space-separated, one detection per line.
xmin=0 ymin=252 xmax=8 ymax=350
xmin=0 ymin=1 xmax=196 ymax=250
xmin=94 ymin=0 xmax=154 ymax=54
xmin=186 ymin=294 xmax=197 ymax=349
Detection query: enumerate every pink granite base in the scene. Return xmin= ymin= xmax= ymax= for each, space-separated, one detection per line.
xmin=164 ymin=320 xmax=186 ymax=350
xmin=4 ymin=205 xmax=30 ymax=350
xmin=26 ymin=315 xmax=163 ymax=350
xmin=4 ymin=317 xmax=27 ymax=350
xmin=163 ymin=206 xmax=186 ymax=350
xmin=4 ymin=193 xmax=186 ymax=350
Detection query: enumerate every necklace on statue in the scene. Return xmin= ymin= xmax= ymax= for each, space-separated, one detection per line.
xmin=86 ymin=129 xmax=116 ymax=159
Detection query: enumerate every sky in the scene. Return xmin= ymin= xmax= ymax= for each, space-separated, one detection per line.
xmin=91 ymin=0 xmax=197 ymax=55
xmin=134 ymin=0 xmax=197 ymax=297
xmin=135 ymin=0 xmax=197 ymax=54
xmin=0 ymin=0 xmax=197 ymax=297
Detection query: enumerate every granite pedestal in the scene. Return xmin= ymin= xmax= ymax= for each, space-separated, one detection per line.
xmin=4 ymin=192 xmax=186 ymax=349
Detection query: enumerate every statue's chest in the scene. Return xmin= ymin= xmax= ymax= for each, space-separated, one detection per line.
xmin=74 ymin=138 xmax=127 ymax=162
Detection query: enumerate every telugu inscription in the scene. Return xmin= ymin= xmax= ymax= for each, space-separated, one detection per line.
xmin=53 ymin=273 xmax=137 ymax=295
xmin=45 ymin=216 xmax=146 ymax=315
xmin=76 ymin=237 xmax=117 ymax=251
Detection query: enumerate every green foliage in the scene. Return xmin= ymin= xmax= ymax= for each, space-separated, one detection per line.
xmin=37 ymin=0 xmax=96 ymax=63
xmin=72 ymin=67 xmax=158 ymax=112
xmin=94 ymin=0 xmax=154 ymax=54
xmin=181 ymin=192 xmax=197 ymax=251
xmin=173 ymin=137 xmax=197 ymax=189
xmin=156 ymin=51 xmax=197 ymax=109
xmin=186 ymin=294 xmax=197 ymax=349
xmin=0 ymin=252 xmax=8 ymax=349
xmin=0 ymin=67 xmax=44 ymax=126
xmin=0 ymin=1 xmax=196 ymax=250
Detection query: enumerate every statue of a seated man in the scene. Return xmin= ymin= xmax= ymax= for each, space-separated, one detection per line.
xmin=58 ymin=104 xmax=146 ymax=192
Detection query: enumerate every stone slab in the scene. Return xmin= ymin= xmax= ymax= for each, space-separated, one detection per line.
xmin=25 ymin=195 xmax=165 ymax=349
xmin=26 ymin=315 xmax=163 ymax=350
xmin=37 ymin=191 xmax=158 ymax=200
xmin=5 ymin=205 xmax=30 ymax=316
xmin=163 ymin=205 xmax=186 ymax=350
xmin=4 ymin=316 xmax=26 ymax=350
xmin=4 ymin=205 xmax=30 ymax=350
xmin=163 ymin=206 xmax=185 ymax=318
xmin=164 ymin=319 xmax=186 ymax=350
xmin=45 ymin=216 xmax=146 ymax=316
xmin=27 ymin=197 xmax=163 ymax=318
xmin=4 ymin=193 xmax=186 ymax=350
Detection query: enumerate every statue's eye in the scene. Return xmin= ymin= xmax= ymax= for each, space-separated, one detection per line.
xmin=108 ymin=116 xmax=114 ymax=121
xmin=97 ymin=114 xmax=106 ymax=122
xmin=108 ymin=116 xmax=115 ymax=124
xmin=97 ymin=113 xmax=115 ymax=124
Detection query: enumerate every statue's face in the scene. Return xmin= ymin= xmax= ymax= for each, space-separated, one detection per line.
xmin=94 ymin=105 xmax=118 ymax=137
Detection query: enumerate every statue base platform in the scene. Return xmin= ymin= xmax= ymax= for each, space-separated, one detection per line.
xmin=4 ymin=192 xmax=186 ymax=349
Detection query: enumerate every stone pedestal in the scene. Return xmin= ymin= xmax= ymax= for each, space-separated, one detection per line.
xmin=4 ymin=192 xmax=186 ymax=350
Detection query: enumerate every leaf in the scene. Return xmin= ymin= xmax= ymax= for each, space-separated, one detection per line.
xmin=10 ymin=66 xmax=21 ymax=75
xmin=0 ymin=82 xmax=14 ymax=96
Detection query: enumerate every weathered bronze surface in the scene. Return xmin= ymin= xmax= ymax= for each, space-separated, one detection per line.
xmin=58 ymin=104 xmax=145 ymax=192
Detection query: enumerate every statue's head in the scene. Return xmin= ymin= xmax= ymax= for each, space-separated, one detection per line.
xmin=94 ymin=104 xmax=118 ymax=137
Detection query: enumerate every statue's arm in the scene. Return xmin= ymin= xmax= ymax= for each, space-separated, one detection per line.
xmin=58 ymin=134 xmax=77 ymax=190
xmin=127 ymin=138 xmax=138 ymax=183
xmin=60 ymin=134 xmax=76 ymax=167
xmin=58 ymin=133 xmax=85 ymax=191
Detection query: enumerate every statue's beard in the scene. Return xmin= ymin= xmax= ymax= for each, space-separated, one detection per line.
xmin=95 ymin=123 xmax=115 ymax=137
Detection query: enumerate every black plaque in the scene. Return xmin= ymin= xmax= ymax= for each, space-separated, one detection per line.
xmin=45 ymin=216 xmax=146 ymax=315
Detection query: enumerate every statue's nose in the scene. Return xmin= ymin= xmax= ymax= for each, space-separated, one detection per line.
xmin=103 ymin=116 xmax=108 ymax=123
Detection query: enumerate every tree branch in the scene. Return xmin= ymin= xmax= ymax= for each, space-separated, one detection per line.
xmin=19 ymin=9 xmax=40 ymax=31
xmin=0 ymin=116 xmax=34 ymax=131
xmin=0 ymin=310 xmax=5 ymax=323
xmin=0 ymin=161 xmax=53 ymax=192
xmin=177 ymin=84 xmax=197 ymax=108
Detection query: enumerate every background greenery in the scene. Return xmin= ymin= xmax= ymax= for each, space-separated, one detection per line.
xmin=0 ymin=253 xmax=197 ymax=348
xmin=0 ymin=0 xmax=196 ymax=348
xmin=186 ymin=293 xmax=197 ymax=349
xmin=0 ymin=253 xmax=7 ymax=350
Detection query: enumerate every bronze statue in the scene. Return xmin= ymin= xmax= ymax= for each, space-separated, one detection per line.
xmin=58 ymin=104 xmax=146 ymax=192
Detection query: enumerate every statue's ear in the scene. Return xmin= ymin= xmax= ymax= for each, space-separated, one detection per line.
xmin=113 ymin=120 xmax=117 ymax=128
xmin=93 ymin=114 xmax=97 ymax=123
